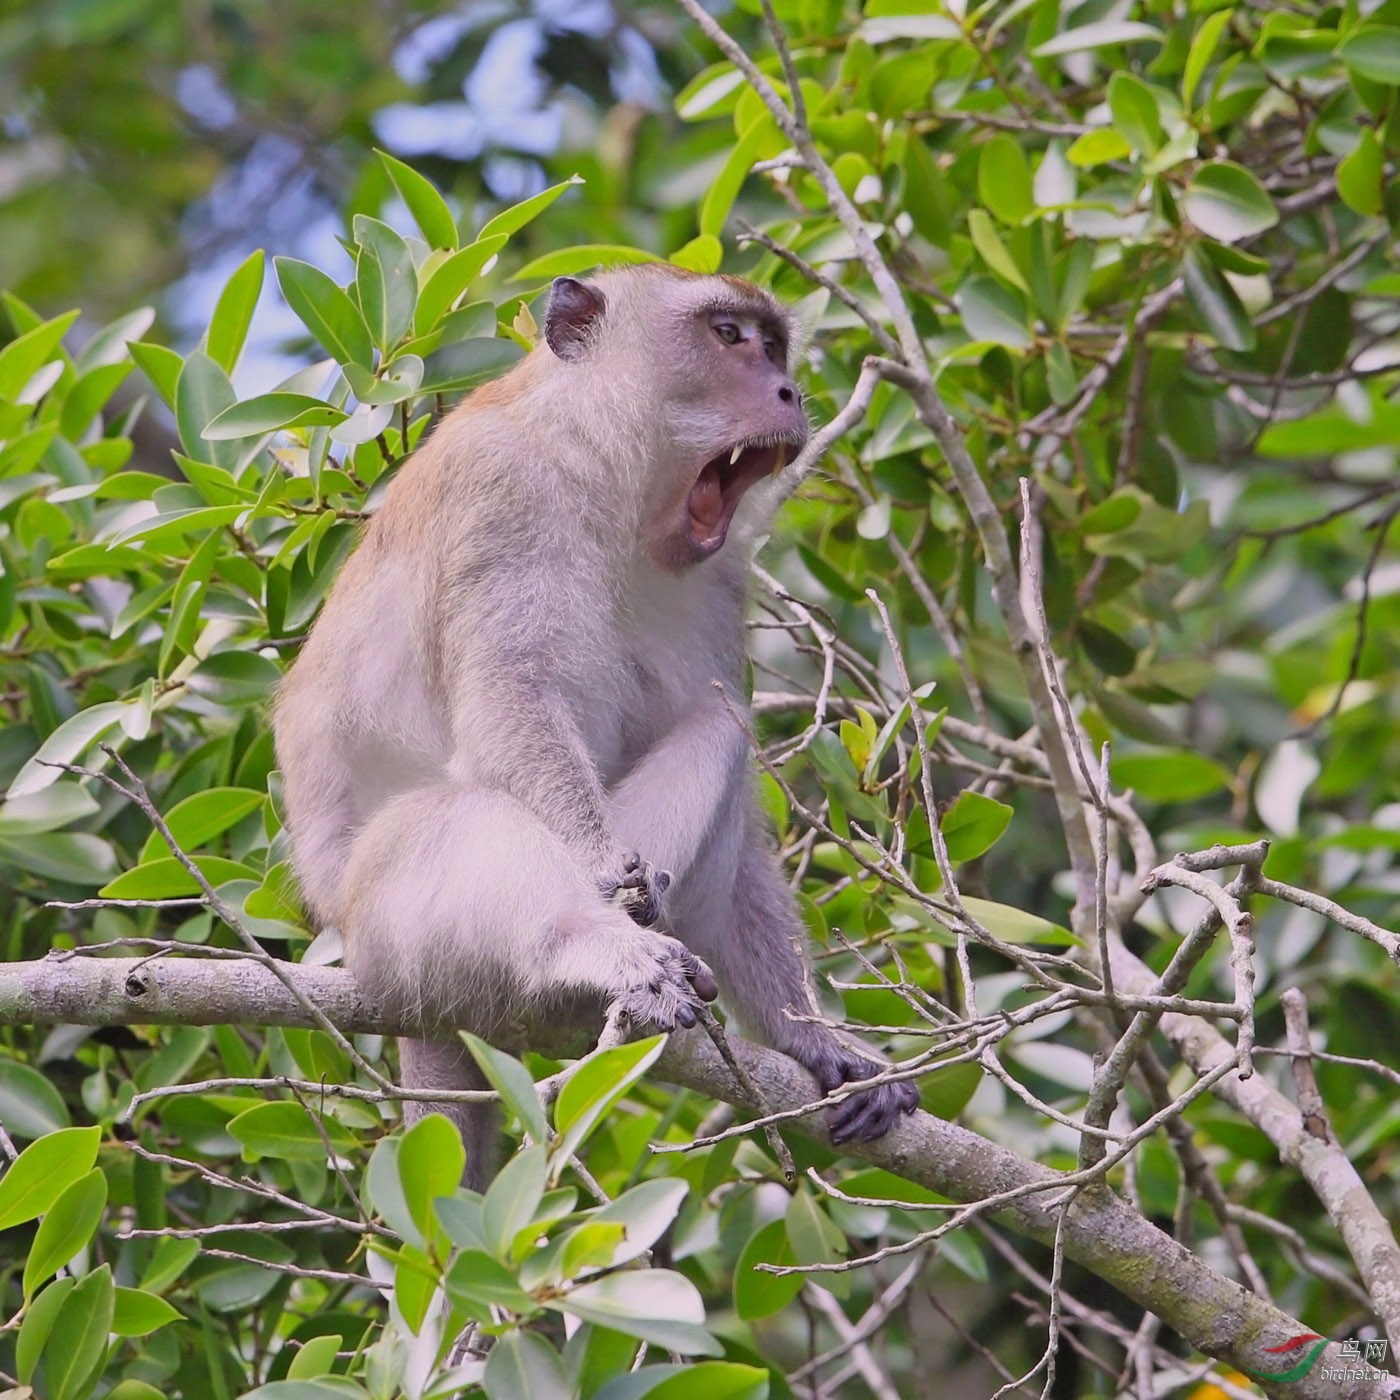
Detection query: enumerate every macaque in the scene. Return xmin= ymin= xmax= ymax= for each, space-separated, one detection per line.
xmin=274 ymin=265 xmax=917 ymax=1181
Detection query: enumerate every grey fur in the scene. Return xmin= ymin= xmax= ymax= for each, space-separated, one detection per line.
xmin=274 ymin=266 xmax=916 ymax=1182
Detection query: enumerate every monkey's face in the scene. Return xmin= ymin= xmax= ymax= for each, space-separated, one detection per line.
xmin=650 ymin=296 xmax=808 ymax=569
xmin=542 ymin=270 xmax=808 ymax=569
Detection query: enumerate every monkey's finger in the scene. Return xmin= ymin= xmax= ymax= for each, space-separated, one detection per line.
xmin=674 ymin=1003 xmax=696 ymax=1029
xmin=829 ymin=1089 xmax=899 ymax=1144
xmin=621 ymin=850 xmax=642 ymax=873
xmin=679 ymin=954 xmax=718 ymax=1002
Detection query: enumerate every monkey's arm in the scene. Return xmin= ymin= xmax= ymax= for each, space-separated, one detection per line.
xmin=607 ymin=697 xmax=749 ymax=891
xmin=453 ymin=684 xmax=617 ymax=872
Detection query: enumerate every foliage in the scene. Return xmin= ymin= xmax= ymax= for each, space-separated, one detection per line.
xmin=0 ymin=0 xmax=1399 ymax=1396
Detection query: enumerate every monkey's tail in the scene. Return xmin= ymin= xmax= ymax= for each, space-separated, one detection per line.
xmin=399 ymin=1036 xmax=500 ymax=1190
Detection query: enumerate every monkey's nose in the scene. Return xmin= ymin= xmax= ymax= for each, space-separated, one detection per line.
xmin=778 ymin=382 xmax=797 ymax=405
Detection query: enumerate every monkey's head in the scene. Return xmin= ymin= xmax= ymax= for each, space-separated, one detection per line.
xmin=543 ymin=266 xmax=809 ymax=569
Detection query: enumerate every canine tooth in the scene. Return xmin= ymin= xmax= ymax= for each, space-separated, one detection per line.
xmin=772 ymin=444 xmax=788 ymax=476
xmin=730 ymin=444 xmax=744 ymax=466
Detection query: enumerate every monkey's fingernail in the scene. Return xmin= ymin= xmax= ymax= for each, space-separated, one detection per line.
xmin=730 ymin=444 xmax=743 ymax=466
xmin=693 ymin=971 xmax=719 ymax=1002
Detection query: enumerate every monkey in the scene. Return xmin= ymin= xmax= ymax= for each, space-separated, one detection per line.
xmin=273 ymin=264 xmax=919 ymax=1183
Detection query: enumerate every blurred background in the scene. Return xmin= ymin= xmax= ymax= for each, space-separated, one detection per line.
xmin=0 ymin=0 xmax=728 ymax=393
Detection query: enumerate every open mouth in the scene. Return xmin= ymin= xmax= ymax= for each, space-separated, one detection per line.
xmin=687 ymin=436 xmax=801 ymax=555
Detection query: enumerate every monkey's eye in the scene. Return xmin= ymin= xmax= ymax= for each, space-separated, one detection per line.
xmin=713 ymin=322 xmax=742 ymax=346
xmin=763 ymin=337 xmax=782 ymax=365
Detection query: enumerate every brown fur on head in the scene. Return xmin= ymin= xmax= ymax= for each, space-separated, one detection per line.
xmin=540 ymin=264 xmax=809 ymax=568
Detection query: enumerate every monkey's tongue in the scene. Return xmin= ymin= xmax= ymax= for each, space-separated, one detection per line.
xmin=688 ymin=461 xmax=726 ymax=541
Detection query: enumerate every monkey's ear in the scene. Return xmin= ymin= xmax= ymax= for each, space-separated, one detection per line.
xmin=544 ymin=277 xmax=607 ymax=361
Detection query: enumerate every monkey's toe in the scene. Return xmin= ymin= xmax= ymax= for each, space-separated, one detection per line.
xmin=829 ymin=1081 xmax=918 ymax=1143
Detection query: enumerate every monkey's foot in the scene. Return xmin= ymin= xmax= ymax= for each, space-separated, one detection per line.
xmin=612 ymin=934 xmax=718 ymax=1031
xmin=805 ymin=1044 xmax=920 ymax=1145
xmin=601 ymin=850 xmax=672 ymax=927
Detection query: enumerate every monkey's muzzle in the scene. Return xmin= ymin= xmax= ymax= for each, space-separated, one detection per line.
xmin=687 ymin=436 xmax=802 ymax=556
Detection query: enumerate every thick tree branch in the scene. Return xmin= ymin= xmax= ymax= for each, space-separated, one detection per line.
xmin=0 ymin=952 xmax=1384 ymax=1396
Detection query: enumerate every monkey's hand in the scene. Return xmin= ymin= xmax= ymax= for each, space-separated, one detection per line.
xmin=612 ymin=933 xmax=718 ymax=1032
xmin=600 ymin=850 xmax=672 ymax=928
xmin=806 ymin=1043 xmax=919 ymax=1145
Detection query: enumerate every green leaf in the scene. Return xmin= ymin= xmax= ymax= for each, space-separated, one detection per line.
xmin=1182 ymin=246 xmax=1256 ymax=352
xmin=1337 ymin=130 xmax=1384 ymax=217
xmin=1066 ymin=128 xmax=1131 ymax=167
xmin=966 ymin=209 xmax=1029 ymax=291
xmin=443 ymin=1249 xmax=537 ymax=1315
xmin=0 ymin=1058 xmax=68 ymax=1136
xmin=228 ymin=1102 xmax=357 ymax=1161
xmin=0 ymin=310 xmax=78 ymax=402
xmin=24 ymin=1167 xmax=108 ymax=1298
xmin=1183 ymin=9 xmax=1233 ymax=107
xmin=551 ymin=1036 xmax=666 ymax=1164
xmin=128 ymin=340 xmax=183 ymax=410
xmin=1182 ymin=162 xmax=1278 ymax=243
xmin=137 ymin=787 xmax=266 ymax=863
xmin=1336 ymin=26 xmax=1400 ymax=85
xmin=482 ymin=1143 xmax=548 ymax=1259
xmin=0 ymin=783 xmax=99 ymax=836
xmin=958 ymin=277 xmax=1032 ymax=349
xmin=515 ymin=245 xmax=661 ymax=280
xmin=378 ymin=151 xmax=457 ymax=249
xmin=7 ymin=700 xmax=135 ymax=799
xmin=0 ymin=831 xmax=115 ymax=885
xmin=701 ymin=119 xmax=772 ymax=238
xmin=286 ymin=1333 xmax=344 ymax=1380
xmin=940 ymin=791 xmax=1014 ymax=861
xmin=184 ymin=650 xmax=283 ymax=707
xmin=462 ymin=1034 xmax=548 ymax=1143
xmin=586 ymin=1178 xmax=689 ymax=1269
xmin=16 ymin=1278 xmax=74 ymax=1385
xmin=0 ymin=1127 xmax=98 ymax=1227
xmin=76 ymin=306 xmax=154 ymax=372
xmin=175 ymin=351 xmax=239 ymax=469
xmin=42 ymin=1264 xmax=114 ymax=1400
xmin=99 ymin=854 xmax=253 ymax=900
xmin=111 ymin=1286 xmax=182 ymax=1336
xmin=675 ymin=63 xmax=746 ymax=121
xmin=1111 ymin=748 xmax=1233 ymax=801
xmin=479 ymin=175 xmax=583 ymax=241
xmin=206 ymin=249 xmax=266 ymax=374
xmin=353 ymin=216 xmax=417 ymax=351
xmin=483 ymin=1331 xmax=568 ymax=1400
xmin=1033 ymin=20 xmax=1163 ymax=56
xmin=398 ymin=1113 xmax=465 ymax=1241
xmin=419 ymin=337 xmax=523 ymax=394
xmin=860 ymin=12 xmax=960 ymax=41
xmin=1107 ymin=73 xmax=1161 ymax=156
xmin=275 ymin=258 xmax=375 ymax=369
xmin=960 ymin=897 xmax=1074 ymax=945
xmin=559 ymin=1270 xmax=719 ymax=1355
xmin=1078 ymin=619 xmax=1138 ymax=676
xmin=733 ymin=1219 xmax=803 ymax=1320
xmin=203 ymin=394 xmax=346 ymax=440
xmin=414 ymin=236 xmax=509 ymax=332
xmin=977 ymin=134 xmax=1033 ymax=224
xmin=241 ymin=1381 xmax=369 ymax=1399
xmin=669 ymin=234 xmax=723 ymax=274
xmin=595 ymin=1362 xmax=770 ymax=1400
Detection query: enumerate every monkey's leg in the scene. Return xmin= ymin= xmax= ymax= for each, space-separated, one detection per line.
xmin=681 ymin=821 xmax=920 ymax=1145
xmin=341 ymin=784 xmax=715 ymax=1091
xmin=399 ymin=1038 xmax=499 ymax=1190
